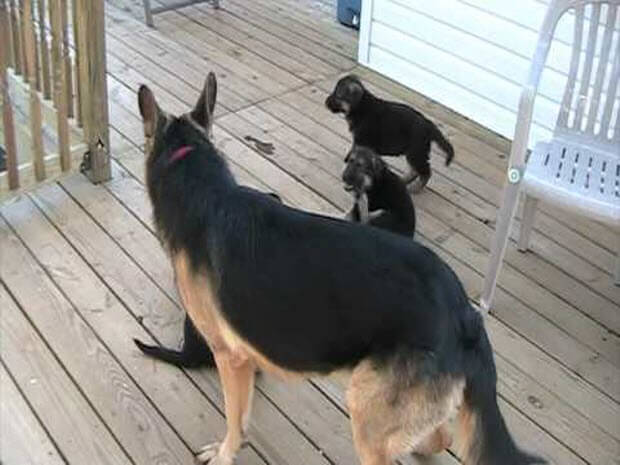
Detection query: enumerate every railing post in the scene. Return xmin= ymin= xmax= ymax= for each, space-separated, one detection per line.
xmin=75 ymin=0 xmax=110 ymax=183
xmin=1 ymin=0 xmax=19 ymax=189
xmin=23 ymin=0 xmax=46 ymax=181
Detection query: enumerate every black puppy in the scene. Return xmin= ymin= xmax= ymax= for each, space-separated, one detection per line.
xmin=326 ymin=74 xmax=454 ymax=192
xmin=133 ymin=191 xmax=282 ymax=369
xmin=342 ymin=146 xmax=416 ymax=238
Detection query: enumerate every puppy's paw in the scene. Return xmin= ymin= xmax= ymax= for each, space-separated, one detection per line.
xmin=195 ymin=443 xmax=234 ymax=465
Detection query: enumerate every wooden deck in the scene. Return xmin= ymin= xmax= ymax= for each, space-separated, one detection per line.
xmin=1 ymin=1 xmax=619 ymax=464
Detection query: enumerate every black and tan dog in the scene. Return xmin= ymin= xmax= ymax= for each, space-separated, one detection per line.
xmin=343 ymin=145 xmax=416 ymax=238
xmin=326 ymin=74 xmax=454 ymax=192
xmin=137 ymin=73 xmax=544 ymax=465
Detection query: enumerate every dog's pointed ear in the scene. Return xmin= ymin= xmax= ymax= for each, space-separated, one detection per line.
xmin=138 ymin=84 xmax=161 ymax=135
xmin=191 ymin=72 xmax=217 ymax=136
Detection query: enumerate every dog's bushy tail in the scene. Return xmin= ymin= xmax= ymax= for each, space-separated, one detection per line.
xmin=133 ymin=338 xmax=215 ymax=368
xmin=431 ymin=125 xmax=455 ymax=166
xmin=458 ymin=311 xmax=546 ymax=465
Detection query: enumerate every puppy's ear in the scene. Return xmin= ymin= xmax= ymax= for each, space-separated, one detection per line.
xmin=191 ymin=72 xmax=217 ymax=136
xmin=347 ymin=79 xmax=364 ymax=106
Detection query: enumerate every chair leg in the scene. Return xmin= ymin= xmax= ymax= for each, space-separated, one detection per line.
xmin=143 ymin=0 xmax=154 ymax=27
xmin=518 ymin=194 xmax=538 ymax=251
xmin=480 ymin=182 xmax=522 ymax=312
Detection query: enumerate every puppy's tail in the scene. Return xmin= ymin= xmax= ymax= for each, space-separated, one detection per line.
xmin=133 ymin=338 xmax=215 ymax=368
xmin=457 ymin=311 xmax=546 ymax=465
xmin=431 ymin=125 xmax=455 ymax=166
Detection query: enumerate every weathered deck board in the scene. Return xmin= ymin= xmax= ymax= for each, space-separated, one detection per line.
xmin=3 ymin=1 xmax=619 ymax=464
xmin=0 ymin=363 xmax=65 ymax=465
xmin=0 ymin=223 xmax=132 ymax=465
xmin=1 ymin=196 xmax=199 ymax=465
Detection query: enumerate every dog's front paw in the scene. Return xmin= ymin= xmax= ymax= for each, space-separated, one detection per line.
xmin=195 ymin=443 xmax=234 ymax=465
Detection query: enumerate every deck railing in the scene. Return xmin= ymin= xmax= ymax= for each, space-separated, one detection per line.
xmin=0 ymin=0 xmax=110 ymax=200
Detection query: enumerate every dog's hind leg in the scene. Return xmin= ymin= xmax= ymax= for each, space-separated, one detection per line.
xmin=405 ymin=144 xmax=431 ymax=193
xmin=401 ymin=154 xmax=419 ymax=185
xmin=347 ymin=359 xmax=462 ymax=465
xmin=196 ymin=349 xmax=255 ymax=464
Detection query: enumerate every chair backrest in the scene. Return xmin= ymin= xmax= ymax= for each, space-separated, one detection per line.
xmin=531 ymin=0 xmax=619 ymax=155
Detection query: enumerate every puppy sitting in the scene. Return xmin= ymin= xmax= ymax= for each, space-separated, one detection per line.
xmin=326 ymin=74 xmax=454 ymax=192
xmin=343 ymin=146 xmax=416 ymax=238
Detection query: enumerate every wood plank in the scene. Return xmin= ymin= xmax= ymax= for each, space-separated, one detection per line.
xmin=39 ymin=173 xmax=328 ymax=465
xmin=0 ymin=261 xmax=131 ymax=465
xmin=494 ymin=354 xmax=620 ymax=465
xmin=218 ymin=112 xmax=349 ymax=211
xmin=1 ymin=195 xmax=197 ymax=465
xmin=152 ymin=20 xmax=294 ymax=96
xmin=219 ymin=0 xmax=355 ymax=71
xmin=103 ymin=25 xmax=253 ymax=113
xmin=0 ymin=363 xmax=65 ymax=465
xmin=250 ymin=0 xmax=356 ymax=46
xmin=190 ymin=2 xmax=338 ymax=80
xmin=157 ymin=10 xmax=306 ymax=89
xmin=224 ymin=0 xmax=357 ymax=60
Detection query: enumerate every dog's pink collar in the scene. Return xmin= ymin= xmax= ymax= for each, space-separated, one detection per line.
xmin=169 ymin=145 xmax=194 ymax=163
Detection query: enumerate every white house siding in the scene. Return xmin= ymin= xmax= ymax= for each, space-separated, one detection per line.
xmin=358 ymin=0 xmax=620 ymax=147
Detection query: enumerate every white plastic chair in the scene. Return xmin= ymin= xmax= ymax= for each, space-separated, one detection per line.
xmin=481 ymin=0 xmax=620 ymax=312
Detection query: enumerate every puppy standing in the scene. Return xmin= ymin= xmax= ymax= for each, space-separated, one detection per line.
xmin=326 ymin=74 xmax=454 ymax=192
xmin=343 ymin=146 xmax=416 ymax=238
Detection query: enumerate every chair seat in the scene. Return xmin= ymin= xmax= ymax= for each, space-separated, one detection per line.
xmin=523 ymin=140 xmax=620 ymax=225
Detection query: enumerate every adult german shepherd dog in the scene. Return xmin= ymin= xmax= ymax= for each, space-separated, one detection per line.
xmin=138 ymin=72 xmax=544 ymax=465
